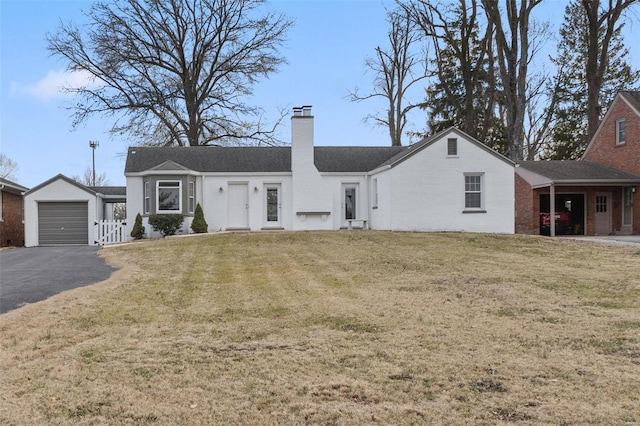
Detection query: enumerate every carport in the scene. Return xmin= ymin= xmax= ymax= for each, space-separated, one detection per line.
xmin=516 ymin=161 xmax=640 ymax=237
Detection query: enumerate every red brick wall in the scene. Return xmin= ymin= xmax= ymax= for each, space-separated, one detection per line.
xmin=0 ymin=191 xmax=24 ymax=247
xmin=515 ymin=183 xmax=631 ymax=236
xmin=583 ymin=96 xmax=640 ymax=235
xmin=583 ymin=97 xmax=640 ymax=175
xmin=515 ymin=174 xmax=538 ymax=234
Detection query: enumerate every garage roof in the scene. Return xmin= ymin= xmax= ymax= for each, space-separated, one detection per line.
xmin=517 ymin=160 xmax=640 ymax=188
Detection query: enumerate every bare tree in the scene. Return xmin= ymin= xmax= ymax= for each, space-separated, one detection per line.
xmin=482 ymin=0 xmax=542 ymax=161
xmin=73 ymin=167 xmax=109 ymax=186
xmin=581 ymin=0 xmax=639 ymax=141
xmin=0 ymin=154 xmax=18 ymax=181
xmin=348 ymin=8 xmax=426 ymax=146
xmin=47 ymin=0 xmax=292 ymax=147
xmin=404 ymin=0 xmax=499 ymax=145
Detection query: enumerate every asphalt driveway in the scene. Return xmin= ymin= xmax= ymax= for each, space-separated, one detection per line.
xmin=0 ymin=246 xmax=116 ymax=314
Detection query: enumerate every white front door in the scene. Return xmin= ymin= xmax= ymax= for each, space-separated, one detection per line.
xmin=228 ymin=183 xmax=249 ymax=229
xmin=265 ymin=184 xmax=281 ymax=227
xmin=342 ymin=183 xmax=358 ymax=227
xmin=595 ymin=193 xmax=611 ymax=235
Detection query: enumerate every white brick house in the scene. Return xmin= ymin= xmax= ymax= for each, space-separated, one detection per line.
xmin=124 ymin=107 xmax=515 ymax=237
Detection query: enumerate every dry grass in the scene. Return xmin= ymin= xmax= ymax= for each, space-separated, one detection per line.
xmin=1 ymin=231 xmax=640 ymax=425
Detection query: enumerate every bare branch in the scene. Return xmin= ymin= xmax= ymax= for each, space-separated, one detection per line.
xmin=47 ymin=0 xmax=292 ymax=146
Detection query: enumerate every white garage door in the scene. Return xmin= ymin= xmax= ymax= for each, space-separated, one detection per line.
xmin=38 ymin=202 xmax=89 ymax=245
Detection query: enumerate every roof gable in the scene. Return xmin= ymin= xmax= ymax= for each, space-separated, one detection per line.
xmin=583 ymin=91 xmax=640 ymax=158
xmin=620 ymin=91 xmax=640 ymax=115
xmin=25 ymin=174 xmax=97 ymax=196
xmin=374 ymin=127 xmax=514 ymax=171
xmin=151 ymin=160 xmax=192 ymax=171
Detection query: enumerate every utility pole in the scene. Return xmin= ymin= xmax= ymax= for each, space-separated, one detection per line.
xmin=89 ymin=140 xmax=99 ymax=186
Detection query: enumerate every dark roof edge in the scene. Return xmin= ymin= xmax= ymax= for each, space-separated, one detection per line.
xmin=377 ymin=127 xmax=514 ymax=172
xmin=25 ymin=174 xmax=97 ymax=196
xmin=0 ymin=177 xmax=29 ymax=193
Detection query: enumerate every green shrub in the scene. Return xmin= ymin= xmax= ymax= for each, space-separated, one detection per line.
xmin=191 ymin=203 xmax=208 ymax=233
xmin=130 ymin=213 xmax=145 ymax=239
xmin=148 ymin=214 xmax=184 ymax=237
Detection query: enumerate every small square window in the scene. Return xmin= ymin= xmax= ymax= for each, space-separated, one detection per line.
xmin=448 ymin=138 xmax=458 ymax=156
xmin=616 ymin=119 xmax=626 ymax=145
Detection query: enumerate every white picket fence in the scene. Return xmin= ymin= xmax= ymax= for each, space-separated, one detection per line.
xmin=95 ymin=220 xmax=128 ymax=245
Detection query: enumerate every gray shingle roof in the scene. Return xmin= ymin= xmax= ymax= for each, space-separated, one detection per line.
xmin=89 ymin=186 xmax=126 ymax=196
xmin=314 ymin=146 xmax=405 ymax=172
xmin=125 ymin=128 xmax=512 ymax=175
xmin=125 ymin=146 xmax=291 ymax=173
xmin=621 ymin=91 xmax=640 ymax=114
xmin=518 ymin=160 xmax=640 ymax=183
xmin=0 ymin=177 xmax=28 ymax=193
xmin=125 ymin=146 xmax=407 ymax=174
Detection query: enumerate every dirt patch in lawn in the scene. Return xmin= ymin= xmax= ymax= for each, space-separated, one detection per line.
xmin=1 ymin=231 xmax=639 ymax=424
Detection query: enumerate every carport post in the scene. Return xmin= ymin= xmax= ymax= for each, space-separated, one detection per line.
xmin=550 ymin=184 xmax=556 ymax=237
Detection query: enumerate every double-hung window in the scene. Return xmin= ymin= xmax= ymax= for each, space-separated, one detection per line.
xmin=157 ymin=181 xmax=182 ymax=212
xmin=616 ymin=119 xmax=626 ymax=145
xmin=144 ymin=182 xmax=150 ymax=214
xmin=464 ymin=173 xmax=484 ymax=210
xmin=188 ymin=181 xmax=195 ymax=213
xmin=372 ymin=178 xmax=378 ymax=209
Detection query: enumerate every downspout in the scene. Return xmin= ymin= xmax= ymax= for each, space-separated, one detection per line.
xmin=550 ymin=184 xmax=556 ymax=238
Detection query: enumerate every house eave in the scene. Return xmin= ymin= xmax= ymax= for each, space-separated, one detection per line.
xmin=530 ymin=179 xmax=640 ymax=189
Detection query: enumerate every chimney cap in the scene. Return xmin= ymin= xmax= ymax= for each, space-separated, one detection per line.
xmin=292 ymin=105 xmax=313 ymax=117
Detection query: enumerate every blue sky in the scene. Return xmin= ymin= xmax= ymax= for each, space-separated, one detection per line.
xmin=1 ymin=0 xmax=638 ymax=189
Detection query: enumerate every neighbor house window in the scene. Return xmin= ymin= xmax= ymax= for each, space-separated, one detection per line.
xmin=157 ymin=180 xmax=181 ymax=212
xmin=617 ymin=119 xmax=626 ymax=145
xmin=448 ymin=138 xmax=458 ymax=156
xmin=464 ymin=174 xmax=483 ymax=209
xmin=144 ymin=181 xmax=150 ymax=214
xmin=188 ymin=181 xmax=195 ymax=213
xmin=372 ymin=178 xmax=378 ymax=209
xmin=0 ymin=191 xmax=3 ymax=221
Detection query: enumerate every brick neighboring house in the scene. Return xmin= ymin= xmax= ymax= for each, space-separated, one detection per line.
xmin=0 ymin=177 xmax=28 ymax=247
xmin=516 ymin=91 xmax=640 ymax=236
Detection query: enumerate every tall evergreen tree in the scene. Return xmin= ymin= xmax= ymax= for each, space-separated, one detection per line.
xmin=544 ymin=0 xmax=639 ymax=159
xmin=406 ymin=0 xmax=506 ymax=151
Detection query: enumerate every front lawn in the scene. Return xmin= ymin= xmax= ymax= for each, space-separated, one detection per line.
xmin=1 ymin=232 xmax=639 ymax=424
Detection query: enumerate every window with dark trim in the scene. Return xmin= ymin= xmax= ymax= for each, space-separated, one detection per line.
xmin=372 ymin=178 xmax=378 ymax=208
xmin=144 ymin=181 xmax=150 ymax=214
xmin=448 ymin=138 xmax=458 ymax=156
xmin=616 ymin=119 xmax=626 ymax=145
xmin=157 ymin=180 xmax=181 ymax=212
xmin=188 ymin=181 xmax=195 ymax=213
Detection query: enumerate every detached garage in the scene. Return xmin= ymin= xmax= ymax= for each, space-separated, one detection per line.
xmin=24 ymin=175 xmax=99 ymax=247
xmin=37 ymin=201 xmax=89 ymax=245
